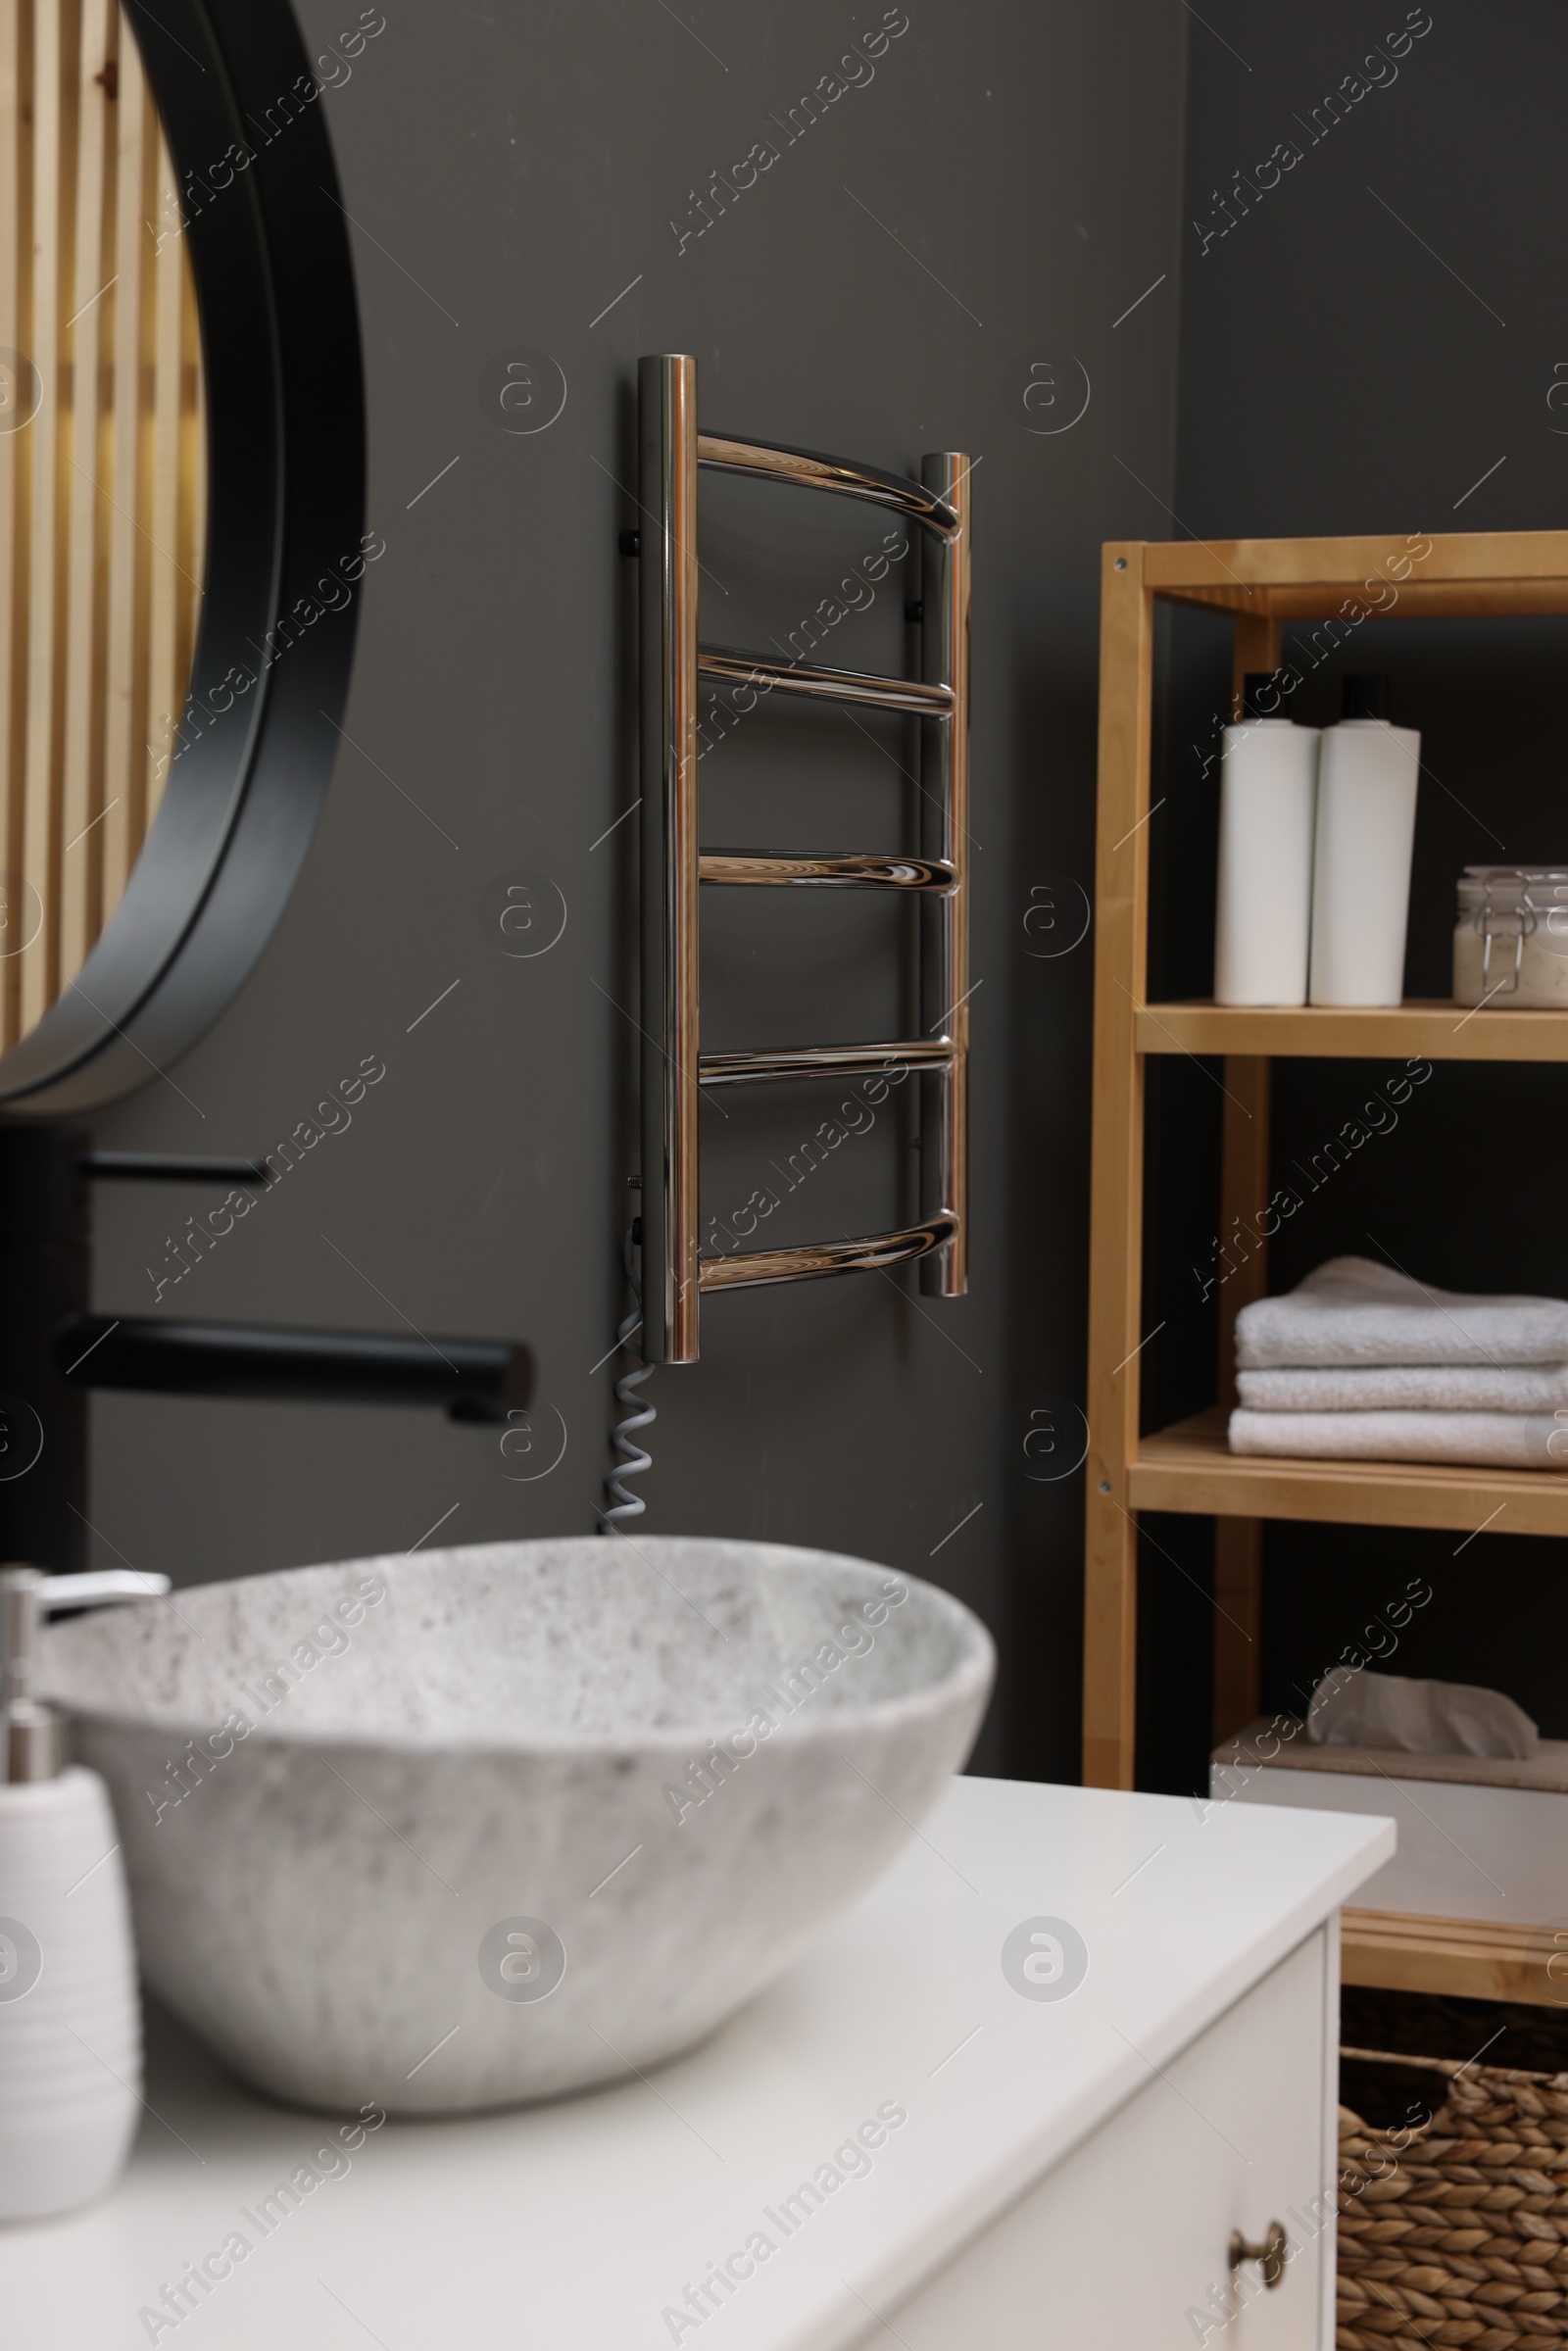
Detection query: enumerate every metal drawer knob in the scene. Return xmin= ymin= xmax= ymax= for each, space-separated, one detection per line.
xmin=1229 ymin=2222 xmax=1289 ymax=2288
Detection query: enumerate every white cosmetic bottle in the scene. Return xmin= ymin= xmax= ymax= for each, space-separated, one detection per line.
xmin=1308 ymin=673 xmax=1421 ymax=1006
xmin=0 ymin=1567 xmax=162 ymax=2223
xmin=1214 ymin=670 xmax=1320 ymax=1004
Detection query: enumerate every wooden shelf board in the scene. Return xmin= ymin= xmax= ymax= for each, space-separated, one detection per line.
xmin=1341 ymin=1907 xmax=1568 ymax=2008
xmin=1127 ymin=529 xmax=1568 ymax=619
xmin=1136 ymin=1000 xmax=1568 ymax=1062
xmin=1161 ymin=587 xmax=1568 ymax=625
xmin=1157 ymin=581 xmax=1568 ymax=620
xmin=1129 ymin=1410 xmax=1568 ymax=1537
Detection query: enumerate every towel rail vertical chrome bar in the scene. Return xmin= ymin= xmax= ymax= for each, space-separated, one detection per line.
xmin=919 ymin=453 xmax=971 ymax=1297
xmin=638 ymin=355 xmax=701 ymax=1365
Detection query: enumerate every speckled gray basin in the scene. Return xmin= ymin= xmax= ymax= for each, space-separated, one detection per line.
xmin=41 ymin=1539 xmax=993 ymax=2117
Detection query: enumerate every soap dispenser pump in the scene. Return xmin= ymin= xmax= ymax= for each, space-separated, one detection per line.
xmin=0 ymin=1565 xmax=161 ymax=2221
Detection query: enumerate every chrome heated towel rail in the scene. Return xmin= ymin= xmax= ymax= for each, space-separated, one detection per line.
xmin=637 ymin=354 xmax=971 ymax=1364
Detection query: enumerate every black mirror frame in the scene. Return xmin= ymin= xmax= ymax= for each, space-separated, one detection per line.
xmin=0 ymin=0 xmax=366 ymax=1115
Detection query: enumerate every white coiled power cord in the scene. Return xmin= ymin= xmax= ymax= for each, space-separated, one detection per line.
xmin=599 ymin=1224 xmax=656 ymax=1533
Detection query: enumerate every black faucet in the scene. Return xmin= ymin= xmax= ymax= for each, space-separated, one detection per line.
xmin=0 ymin=1128 xmax=532 ymax=1572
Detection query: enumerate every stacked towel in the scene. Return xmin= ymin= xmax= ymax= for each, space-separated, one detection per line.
xmin=1230 ymin=1257 xmax=1568 ymax=1470
xmin=1239 ymin=1361 xmax=1568 ymax=1412
xmin=1236 ymin=1255 xmax=1568 ymax=1366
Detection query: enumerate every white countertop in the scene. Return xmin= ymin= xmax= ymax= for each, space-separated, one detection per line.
xmin=10 ymin=1775 xmax=1393 ymax=2351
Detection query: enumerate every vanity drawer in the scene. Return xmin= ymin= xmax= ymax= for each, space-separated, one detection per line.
xmin=870 ymin=1927 xmax=1334 ymax=2351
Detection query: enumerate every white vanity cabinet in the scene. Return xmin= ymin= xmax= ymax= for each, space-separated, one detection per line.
xmin=882 ymin=1927 xmax=1338 ymax=2351
xmin=15 ymin=1777 xmax=1390 ymax=2351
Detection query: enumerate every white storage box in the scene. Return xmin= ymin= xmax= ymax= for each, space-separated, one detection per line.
xmin=1211 ymin=1719 xmax=1568 ymax=1926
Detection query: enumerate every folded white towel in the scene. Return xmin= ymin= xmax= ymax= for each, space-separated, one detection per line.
xmin=1228 ymin=1406 xmax=1568 ymax=1469
xmin=1238 ymin=1361 xmax=1568 ymax=1413
xmin=1235 ymin=1255 xmax=1568 ymax=1368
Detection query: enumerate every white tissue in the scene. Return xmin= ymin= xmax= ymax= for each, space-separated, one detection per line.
xmin=1306 ymin=1667 xmax=1539 ymax=1760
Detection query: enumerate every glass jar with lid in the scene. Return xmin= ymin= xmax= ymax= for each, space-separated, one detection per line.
xmin=1453 ymin=866 xmax=1568 ymax=1006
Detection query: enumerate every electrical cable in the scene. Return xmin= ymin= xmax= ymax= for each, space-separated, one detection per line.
xmin=599 ymin=1223 xmax=655 ymax=1533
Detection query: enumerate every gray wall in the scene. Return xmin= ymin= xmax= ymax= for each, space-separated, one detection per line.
xmin=1145 ymin=2 xmax=1568 ymax=1788
xmin=81 ymin=0 xmax=1191 ymax=1779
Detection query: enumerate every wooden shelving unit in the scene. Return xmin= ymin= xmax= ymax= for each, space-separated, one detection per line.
xmin=1082 ymin=528 xmax=1568 ymax=2004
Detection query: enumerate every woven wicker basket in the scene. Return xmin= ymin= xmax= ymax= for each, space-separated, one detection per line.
xmin=1339 ymin=2045 xmax=1568 ymax=2351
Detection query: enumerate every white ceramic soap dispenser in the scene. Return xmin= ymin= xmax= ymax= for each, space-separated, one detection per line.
xmin=0 ymin=1566 xmax=160 ymax=2223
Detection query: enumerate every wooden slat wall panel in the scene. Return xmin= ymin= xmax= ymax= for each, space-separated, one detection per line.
xmin=0 ymin=0 xmax=27 ymax=1048
xmin=58 ymin=0 xmax=111 ymax=985
xmin=0 ymin=0 xmax=205 ymax=1048
xmin=167 ymin=212 xmax=200 ymax=824
xmin=20 ymin=0 xmax=66 ymax=1036
xmin=99 ymin=18 xmax=149 ymax=925
xmin=143 ymin=130 xmax=181 ymax=844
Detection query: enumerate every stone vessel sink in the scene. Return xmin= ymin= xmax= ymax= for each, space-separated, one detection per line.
xmin=42 ymin=1539 xmax=993 ymax=2117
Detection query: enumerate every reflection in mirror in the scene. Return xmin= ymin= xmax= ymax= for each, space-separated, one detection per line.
xmin=0 ymin=0 xmax=206 ymax=1052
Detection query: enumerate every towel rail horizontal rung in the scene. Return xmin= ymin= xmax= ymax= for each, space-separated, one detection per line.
xmin=699 ymin=1040 xmax=953 ymax=1088
xmin=699 ymin=852 xmax=956 ymax=892
xmin=699 ymin=644 xmax=952 ymax=717
xmin=699 ymin=1214 xmax=958 ymax=1293
xmin=697 ymin=433 xmax=959 ymax=538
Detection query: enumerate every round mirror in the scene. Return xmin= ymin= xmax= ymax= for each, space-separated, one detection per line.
xmin=0 ymin=0 xmax=364 ymax=1114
